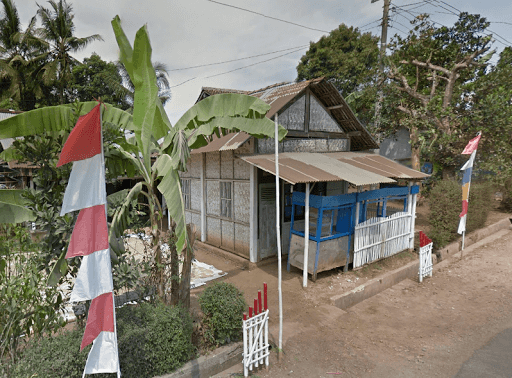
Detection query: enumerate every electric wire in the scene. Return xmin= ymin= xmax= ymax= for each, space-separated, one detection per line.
xmin=206 ymin=0 xmax=330 ymax=33
xmin=168 ymin=45 xmax=309 ymax=71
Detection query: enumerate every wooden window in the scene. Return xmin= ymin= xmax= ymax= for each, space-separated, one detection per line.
xmin=181 ymin=179 xmax=191 ymax=210
xmin=220 ymin=181 xmax=232 ymax=219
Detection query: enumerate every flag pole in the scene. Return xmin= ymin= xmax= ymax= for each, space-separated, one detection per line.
xmin=99 ymin=103 xmax=121 ymax=378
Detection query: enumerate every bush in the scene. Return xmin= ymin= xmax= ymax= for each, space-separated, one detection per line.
xmin=428 ymin=179 xmax=492 ymax=248
xmin=199 ymin=282 xmax=247 ymax=347
xmin=10 ymin=302 xmax=195 ymax=378
xmin=501 ymin=179 xmax=512 ymax=211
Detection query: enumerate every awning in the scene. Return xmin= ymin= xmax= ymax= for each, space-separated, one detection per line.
xmin=240 ymin=152 xmax=396 ymax=186
xmin=327 ymin=152 xmax=429 ymax=180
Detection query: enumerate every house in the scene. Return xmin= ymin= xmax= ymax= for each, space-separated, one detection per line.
xmin=0 ymin=110 xmax=37 ymax=189
xmin=179 ymin=78 xmax=428 ymax=275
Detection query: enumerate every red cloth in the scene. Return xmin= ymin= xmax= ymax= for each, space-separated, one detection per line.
xmin=80 ymin=292 xmax=114 ymax=351
xmin=419 ymin=231 xmax=432 ymax=248
xmin=459 ymin=200 xmax=469 ymax=218
xmin=461 ymin=134 xmax=481 ymax=155
xmin=57 ymin=104 xmax=102 ymax=167
xmin=66 ymin=205 xmax=108 ymax=258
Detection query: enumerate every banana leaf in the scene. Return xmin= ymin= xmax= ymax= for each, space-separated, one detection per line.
xmin=0 ymin=102 xmax=134 ymax=139
xmin=0 ymin=189 xmax=36 ymax=223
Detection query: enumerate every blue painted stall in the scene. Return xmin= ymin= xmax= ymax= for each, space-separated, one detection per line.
xmin=287 ymin=185 xmax=420 ymax=281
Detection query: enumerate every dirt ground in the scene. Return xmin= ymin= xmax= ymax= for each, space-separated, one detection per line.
xmin=188 ymin=200 xmax=512 ymax=377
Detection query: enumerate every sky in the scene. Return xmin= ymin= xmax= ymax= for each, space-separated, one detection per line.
xmin=13 ymin=0 xmax=512 ymax=124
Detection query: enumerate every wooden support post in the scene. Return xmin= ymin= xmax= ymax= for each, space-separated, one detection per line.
xmin=303 ymin=182 xmax=310 ymax=288
xmin=410 ymin=183 xmax=417 ymax=249
xmin=275 ymin=114 xmax=283 ymax=362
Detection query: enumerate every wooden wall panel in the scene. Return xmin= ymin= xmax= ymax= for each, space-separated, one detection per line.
xmin=206 ymin=181 xmax=220 ymax=216
xmin=221 ymin=220 xmax=235 ymax=251
xmin=234 ymin=182 xmax=250 ymax=223
xmin=235 ymin=223 xmax=250 ymax=258
xmin=220 ymin=151 xmax=234 ymax=179
xmin=190 ymin=179 xmax=201 ymax=212
xmin=234 ymin=158 xmax=251 ymax=180
xmin=205 ymin=152 xmax=220 ymax=179
xmin=207 ymin=217 xmax=221 ymax=246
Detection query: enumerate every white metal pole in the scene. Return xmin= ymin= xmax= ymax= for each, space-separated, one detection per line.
xmin=200 ymin=153 xmax=206 ymax=242
xmin=99 ymin=105 xmax=121 ymax=378
xmin=303 ymin=182 xmax=310 ymax=288
xmin=274 ymin=114 xmax=283 ymax=357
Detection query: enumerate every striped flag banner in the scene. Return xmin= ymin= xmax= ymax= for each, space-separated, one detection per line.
xmin=457 ymin=133 xmax=482 ymax=237
xmin=58 ymin=103 xmax=120 ymax=377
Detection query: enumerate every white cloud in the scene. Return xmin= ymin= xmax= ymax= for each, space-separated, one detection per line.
xmin=9 ymin=0 xmax=512 ymax=123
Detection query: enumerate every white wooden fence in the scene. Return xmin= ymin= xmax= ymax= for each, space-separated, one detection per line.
xmin=418 ymin=231 xmax=433 ymax=282
xmin=354 ymin=211 xmax=412 ymax=268
xmin=242 ymin=284 xmax=269 ymax=377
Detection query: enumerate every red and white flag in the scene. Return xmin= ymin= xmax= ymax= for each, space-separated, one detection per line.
xmin=58 ymin=103 xmax=120 ymax=376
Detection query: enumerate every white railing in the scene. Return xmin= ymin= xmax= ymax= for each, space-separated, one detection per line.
xmin=242 ymin=284 xmax=270 ymax=377
xmin=354 ymin=211 xmax=412 ymax=268
xmin=419 ymin=232 xmax=433 ymax=282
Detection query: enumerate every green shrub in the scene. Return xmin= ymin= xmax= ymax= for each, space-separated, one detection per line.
xmin=501 ymin=179 xmax=512 ymax=211
xmin=428 ymin=179 xmax=492 ymax=248
xmin=10 ymin=302 xmax=195 ymax=378
xmin=199 ymin=282 xmax=247 ymax=347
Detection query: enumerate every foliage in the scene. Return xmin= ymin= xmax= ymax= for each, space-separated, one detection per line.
xmin=461 ymin=47 xmax=512 ymax=184
xmin=428 ymin=179 xmax=491 ymax=248
xmin=296 ymin=23 xmax=379 ymax=124
xmin=69 ymin=53 xmax=131 ymax=110
xmin=199 ymin=282 xmax=247 ymax=346
xmin=11 ymin=302 xmax=194 ymax=378
xmin=381 ymin=13 xmax=494 ymax=173
xmin=0 ymin=224 xmax=65 ymax=368
xmin=0 ymin=0 xmax=47 ymax=110
xmin=36 ymin=0 xmax=103 ymax=105
xmin=501 ymin=179 xmax=512 ymax=212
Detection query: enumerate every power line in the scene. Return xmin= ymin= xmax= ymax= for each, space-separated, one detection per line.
xmin=170 ymin=46 xmax=307 ymax=88
xmin=206 ymin=0 xmax=330 ymax=33
xmin=204 ymin=47 xmax=306 ymax=79
xmin=168 ymin=45 xmax=309 ymax=71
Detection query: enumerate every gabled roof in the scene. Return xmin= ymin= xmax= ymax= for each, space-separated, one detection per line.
xmin=197 ymin=78 xmax=379 ymax=151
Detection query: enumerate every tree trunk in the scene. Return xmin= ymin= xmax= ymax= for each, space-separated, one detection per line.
xmin=167 ymin=220 xmax=180 ymax=306
xmin=178 ymin=223 xmax=196 ymax=309
xmin=409 ymin=126 xmax=421 ymax=171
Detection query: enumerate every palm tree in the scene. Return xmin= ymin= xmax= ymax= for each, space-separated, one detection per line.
xmin=37 ymin=0 xmax=102 ymax=104
xmin=0 ymin=0 xmax=47 ymax=110
xmin=117 ymin=60 xmax=172 ymax=107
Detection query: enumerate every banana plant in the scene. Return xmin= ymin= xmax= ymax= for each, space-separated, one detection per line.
xmin=0 ymin=17 xmax=287 ymax=303
xmin=110 ymin=16 xmax=287 ymax=302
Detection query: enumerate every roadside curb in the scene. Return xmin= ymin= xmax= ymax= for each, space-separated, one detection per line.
xmin=154 ymin=342 xmax=242 ymax=378
xmin=436 ymin=217 xmax=512 ymax=261
xmin=331 ymin=216 xmax=512 ymax=310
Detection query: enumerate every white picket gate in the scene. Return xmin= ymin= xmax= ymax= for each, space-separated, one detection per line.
xmin=242 ymin=284 xmax=270 ymax=377
xmin=354 ymin=211 xmax=412 ymax=268
xmin=418 ymin=231 xmax=433 ymax=282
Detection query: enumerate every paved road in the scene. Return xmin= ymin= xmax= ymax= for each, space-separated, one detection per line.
xmin=454 ymin=327 xmax=512 ymax=378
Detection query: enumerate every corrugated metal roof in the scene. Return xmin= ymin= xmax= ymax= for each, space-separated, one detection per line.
xmin=197 ymin=78 xmax=379 ymax=151
xmin=191 ymin=132 xmax=251 ymax=154
xmin=326 ymin=152 xmax=429 ymax=180
xmin=240 ymin=152 xmax=396 ymax=186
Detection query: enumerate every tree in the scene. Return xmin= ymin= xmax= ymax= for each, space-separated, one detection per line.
xmin=296 ymin=24 xmax=380 ymax=123
xmin=37 ymin=0 xmax=102 ymax=104
xmin=382 ymin=13 xmax=494 ymax=174
xmin=117 ymin=60 xmax=172 ymax=107
xmin=461 ymin=47 xmax=512 ymax=183
xmin=0 ymin=0 xmax=47 ymax=110
xmin=70 ymin=53 xmax=131 ymax=110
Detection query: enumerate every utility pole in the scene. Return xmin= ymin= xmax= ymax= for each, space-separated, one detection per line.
xmin=372 ymin=0 xmax=391 ymax=132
